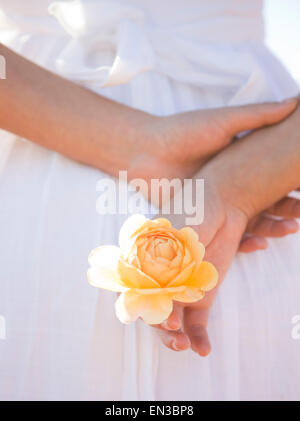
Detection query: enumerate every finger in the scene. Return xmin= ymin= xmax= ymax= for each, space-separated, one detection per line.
xmin=151 ymin=304 xmax=184 ymax=331
xmin=266 ymin=197 xmax=300 ymax=218
xmin=151 ymin=305 xmax=189 ymax=351
xmin=218 ymin=98 xmax=298 ymax=136
xmin=184 ymin=307 xmax=211 ymax=357
xmin=247 ymin=215 xmax=299 ymax=238
xmin=161 ymin=304 xmax=184 ymax=331
xmin=239 ymin=234 xmax=268 ymax=253
xmin=157 ymin=329 xmax=191 ymax=352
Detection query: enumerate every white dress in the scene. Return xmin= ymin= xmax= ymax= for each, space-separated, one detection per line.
xmin=0 ymin=0 xmax=300 ymax=401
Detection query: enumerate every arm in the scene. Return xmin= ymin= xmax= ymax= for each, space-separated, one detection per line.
xmin=0 ymin=44 xmax=152 ymax=175
xmin=0 ymin=44 xmax=297 ymax=183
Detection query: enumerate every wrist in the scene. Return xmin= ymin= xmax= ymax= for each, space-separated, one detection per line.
xmin=199 ymin=161 xmax=254 ymax=223
xmin=199 ymin=105 xmax=300 ymax=220
xmin=72 ymin=94 xmax=157 ymax=176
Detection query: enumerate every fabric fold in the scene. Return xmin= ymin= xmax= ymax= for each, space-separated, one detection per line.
xmin=48 ymin=0 xmax=155 ymax=86
xmin=47 ymin=0 xmax=298 ymax=105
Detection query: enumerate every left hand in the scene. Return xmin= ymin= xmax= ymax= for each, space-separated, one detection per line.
xmin=152 ymin=184 xmax=300 ymax=355
xmin=239 ymin=193 xmax=300 ymax=252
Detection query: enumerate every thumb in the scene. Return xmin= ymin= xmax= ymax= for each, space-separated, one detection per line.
xmin=217 ymin=98 xmax=298 ymax=137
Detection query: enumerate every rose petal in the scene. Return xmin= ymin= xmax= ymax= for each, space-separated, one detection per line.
xmin=173 ymin=287 xmax=204 ymax=303
xmin=180 ymin=227 xmax=205 ymax=270
xmin=141 ymin=258 xmax=179 ymax=286
xmin=166 ymin=262 xmax=195 ymax=287
xmin=115 ymin=290 xmax=173 ymax=324
xmin=136 ymin=239 xmax=148 ymax=264
xmin=133 ymin=218 xmax=172 ymax=238
xmin=155 ymin=256 xmax=172 ymax=266
xmin=180 ymin=226 xmax=199 ymax=242
xmin=152 ymin=218 xmax=172 ymax=228
xmin=119 ymin=214 xmax=148 ymax=256
xmin=155 ymin=240 xmax=176 ymax=260
xmin=87 ymin=267 xmax=127 ymax=292
xmin=134 ymin=285 xmax=185 ymax=295
xmin=145 ymin=226 xmax=185 ymax=242
xmin=186 ymin=261 xmax=218 ymax=291
xmin=181 ymin=245 xmax=193 ymax=268
xmin=130 ymin=219 xmax=155 ymax=238
xmin=118 ymin=258 xmax=161 ymax=289
xmin=169 ymin=246 xmax=183 ymax=269
xmin=88 ymin=245 xmax=121 ymax=270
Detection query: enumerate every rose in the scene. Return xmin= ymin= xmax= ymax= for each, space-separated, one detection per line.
xmin=88 ymin=214 xmax=218 ymax=325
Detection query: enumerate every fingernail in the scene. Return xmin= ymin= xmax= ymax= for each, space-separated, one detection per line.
xmin=171 ymin=339 xmax=180 ymax=351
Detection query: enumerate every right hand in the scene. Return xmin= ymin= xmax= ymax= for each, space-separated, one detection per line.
xmin=131 ymin=99 xmax=298 ymax=183
xmin=151 ymin=175 xmax=300 ymax=355
xmin=130 ymin=98 xmax=299 ymax=253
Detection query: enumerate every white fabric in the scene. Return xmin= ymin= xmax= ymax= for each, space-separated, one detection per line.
xmin=0 ymin=0 xmax=300 ymax=401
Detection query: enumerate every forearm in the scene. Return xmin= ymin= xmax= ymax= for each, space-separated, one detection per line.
xmin=201 ymin=103 xmax=300 ymax=218
xmin=0 ymin=44 xmax=152 ymax=174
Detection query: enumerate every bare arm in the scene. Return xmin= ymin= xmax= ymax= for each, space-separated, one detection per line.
xmin=0 ymin=44 xmax=297 ymax=186
xmin=0 ymin=44 xmax=153 ymax=175
xmin=155 ymin=102 xmax=300 ymax=355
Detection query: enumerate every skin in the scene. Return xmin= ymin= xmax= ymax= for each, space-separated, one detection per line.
xmin=154 ymin=104 xmax=300 ymax=355
xmin=0 ymin=44 xmax=298 ymax=252
xmin=1 ymin=44 xmax=300 ymax=354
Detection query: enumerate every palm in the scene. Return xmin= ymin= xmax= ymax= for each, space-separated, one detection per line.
xmin=153 ymin=179 xmax=300 ymax=355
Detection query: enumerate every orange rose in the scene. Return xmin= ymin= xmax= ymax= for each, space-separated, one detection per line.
xmin=88 ymin=214 xmax=218 ymax=324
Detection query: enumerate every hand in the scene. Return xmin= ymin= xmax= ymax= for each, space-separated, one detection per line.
xmin=130 ymin=100 xmax=298 ymax=184
xmin=151 ymin=179 xmax=300 ymax=355
xmin=131 ymin=99 xmax=299 ymax=253
xmin=1 ymin=45 xmax=297 ymax=194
